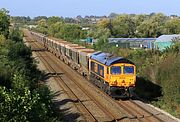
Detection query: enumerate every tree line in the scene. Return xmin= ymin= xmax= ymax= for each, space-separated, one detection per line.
xmin=12 ymin=13 xmax=180 ymax=39
xmin=17 ymin=13 xmax=180 ymax=51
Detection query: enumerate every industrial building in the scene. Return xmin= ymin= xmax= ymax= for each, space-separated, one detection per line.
xmin=108 ymin=35 xmax=180 ymax=51
xmin=154 ymin=35 xmax=180 ymax=50
xmin=108 ymin=38 xmax=156 ymax=49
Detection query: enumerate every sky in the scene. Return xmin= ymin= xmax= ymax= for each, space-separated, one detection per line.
xmin=0 ymin=0 xmax=180 ymax=18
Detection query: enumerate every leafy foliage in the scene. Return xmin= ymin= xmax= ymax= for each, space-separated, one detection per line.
xmin=130 ymin=46 xmax=180 ymax=118
xmin=0 ymin=9 xmax=58 ymax=121
xmin=9 ymin=28 xmax=23 ymax=42
xmin=164 ymin=18 xmax=180 ymax=34
xmin=0 ymin=8 xmax=10 ymax=38
xmin=112 ymin=15 xmax=136 ymax=38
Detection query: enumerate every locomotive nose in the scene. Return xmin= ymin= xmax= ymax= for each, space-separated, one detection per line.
xmin=112 ymin=80 xmax=118 ymax=85
xmin=110 ymin=75 xmax=135 ymax=87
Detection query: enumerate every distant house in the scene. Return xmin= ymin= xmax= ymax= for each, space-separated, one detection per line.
xmin=154 ymin=35 xmax=180 ymax=50
xmin=108 ymin=38 xmax=156 ymax=49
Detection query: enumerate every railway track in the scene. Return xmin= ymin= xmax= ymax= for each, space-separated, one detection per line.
xmin=117 ymin=99 xmax=164 ymax=122
xmin=24 ymin=32 xmax=96 ymax=121
xmin=34 ymin=46 xmax=117 ymax=121
xmin=24 ymin=30 xmax=129 ymax=121
xmin=129 ymin=100 xmax=164 ymax=122
xmin=22 ymin=29 xmax=175 ymax=122
xmin=34 ymin=45 xmax=98 ymax=121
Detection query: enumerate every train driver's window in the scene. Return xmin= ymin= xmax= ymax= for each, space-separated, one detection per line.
xmin=111 ymin=66 xmax=121 ymax=75
xmin=124 ymin=66 xmax=134 ymax=74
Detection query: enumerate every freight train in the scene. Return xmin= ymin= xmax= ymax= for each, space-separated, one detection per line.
xmin=31 ymin=31 xmax=136 ymax=98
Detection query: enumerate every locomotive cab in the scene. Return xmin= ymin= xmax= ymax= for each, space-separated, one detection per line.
xmin=109 ymin=63 xmax=136 ymax=97
xmin=90 ymin=51 xmax=136 ymax=98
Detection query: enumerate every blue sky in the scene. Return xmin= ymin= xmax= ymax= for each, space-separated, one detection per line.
xmin=0 ymin=0 xmax=180 ymax=18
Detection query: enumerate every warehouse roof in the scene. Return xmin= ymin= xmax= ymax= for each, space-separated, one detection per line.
xmin=90 ymin=51 xmax=134 ymax=66
xmin=108 ymin=38 xmax=156 ymax=43
xmin=156 ymin=35 xmax=180 ymax=42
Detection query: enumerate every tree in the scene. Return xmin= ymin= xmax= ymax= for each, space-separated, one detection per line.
xmin=9 ymin=28 xmax=23 ymax=42
xmin=11 ymin=16 xmax=31 ymax=25
xmin=0 ymin=27 xmax=58 ymax=121
xmin=47 ymin=16 xmax=63 ymax=26
xmin=0 ymin=8 xmax=10 ymax=38
xmin=64 ymin=17 xmax=76 ymax=23
xmin=87 ymin=27 xmax=109 ymax=50
xmin=108 ymin=13 xmax=118 ymax=18
xmin=58 ymin=23 xmax=82 ymax=40
xmin=36 ymin=19 xmax=48 ymax=34
xmin=48 ymin=22 xmax=64 ymax=37
xmin=112 ymin=15 xmax=136 ymax=38
xmin=164 ymin=18 xmax=180 ymax=34
xmin=33 ymin=16 xmax=48 ymax=22
xmin=94 ymin=28 xmax=111 ymax=39
xmin=137 ymin=20 xmax=154 ymax=37
xmin=134 ymin=14 xmax=148 ymax=27
xmin=97 ymin=18 xmax=110 ymax=29
xmin=94 ymin=36 xmax=109 ymax=51
xmin=0 ymin=34 xmax=5 ymax=42
xmin=137 ymin=13 xmax=166 ymax=37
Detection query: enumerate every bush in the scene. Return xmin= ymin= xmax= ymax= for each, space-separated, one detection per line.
xmin=133 ymin=45 xmax=180 ymax=118
xmin=0 ymin=29 xmax=58 ymax=121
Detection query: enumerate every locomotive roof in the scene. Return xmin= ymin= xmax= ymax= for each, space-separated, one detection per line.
xmin=90 ymin=51 xmax=134 ymax=66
